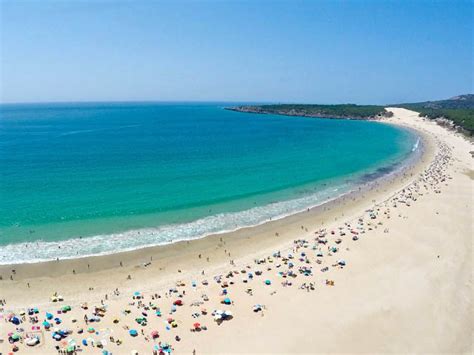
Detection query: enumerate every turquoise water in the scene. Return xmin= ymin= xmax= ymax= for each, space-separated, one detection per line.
xmin=0 ymin=103 xmax=417 ymax=263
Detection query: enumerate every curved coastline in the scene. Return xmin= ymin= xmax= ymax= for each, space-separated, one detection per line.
xmin=0 ymin=118 xmax=427 ymax=280
xmin=0 ymin=120 xmax=421 ymax=266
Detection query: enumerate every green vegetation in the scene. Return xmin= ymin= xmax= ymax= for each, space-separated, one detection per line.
xmin=396 ymin=94 xmax=474 ymax=135
xmin=228 ymin=94 xmax=474 ymax=135
xmin=227 ymin=104 xmax=388 ymax=119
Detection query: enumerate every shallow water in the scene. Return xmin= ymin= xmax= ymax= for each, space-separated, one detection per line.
xmin=0 ymin=103 xmax=417 ymax=263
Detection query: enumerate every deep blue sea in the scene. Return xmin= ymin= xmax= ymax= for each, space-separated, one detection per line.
xmin=0 ymin=103 xmax=417 ymax=263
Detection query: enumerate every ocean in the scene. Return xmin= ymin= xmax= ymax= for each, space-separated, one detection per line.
xmin=0 ymin=103 xmax=418 ymax=264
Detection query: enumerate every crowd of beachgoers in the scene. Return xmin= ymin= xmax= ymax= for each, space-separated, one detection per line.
xmin=0 ymin=136 xmax=454 ymax=354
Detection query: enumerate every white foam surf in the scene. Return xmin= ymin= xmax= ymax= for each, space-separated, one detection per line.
xmin=0 ymin=182 xmax=352 ymax=265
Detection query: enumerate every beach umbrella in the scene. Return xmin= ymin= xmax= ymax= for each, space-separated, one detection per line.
xmin=46 ymin=312 xmax=53 ymax=320
xmin=173 ymin=299 xmax=183 ymax=306
xmin=26 ymin=336 xmax=40 ymax=346
xmin=193 ymin=322 xmax=201 ymax=329
xmin=265 ymin=280 xmax=271 ymax=285
xmin=11 ymin=333 xmax=21 ymax=341
xmin=129 ymin=329 xmax=138 ymax=337
xmin=133 ymin=291 xmax=141 ymax=297
xmin=82 ymin=339 xmax=88 ymax=346
xmin=150 ymin=330 xmax=159 ymax=339
xmin=43 ymin=321 xmax=51 ymax=328
xmin=223 ymin=298 xmax=231 ymax=305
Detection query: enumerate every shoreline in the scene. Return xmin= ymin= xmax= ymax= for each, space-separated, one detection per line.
xmin=0 ymin=128 xmax=425 ymax=279
xmin=0 ymin=119 xmax=420 ymax=267
xmin=1 ymin=108 xmax=472 ymax=354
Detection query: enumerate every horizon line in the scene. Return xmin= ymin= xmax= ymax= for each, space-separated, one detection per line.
xmin=0 ymin=93 xmax=471 ymax=107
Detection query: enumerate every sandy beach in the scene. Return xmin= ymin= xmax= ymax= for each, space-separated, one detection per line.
xmin=0 ymin=108 xmax=472 ymax=354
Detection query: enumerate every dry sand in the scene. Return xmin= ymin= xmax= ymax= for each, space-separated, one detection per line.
xmin=0 ymin=108 xmax=472 ymax=354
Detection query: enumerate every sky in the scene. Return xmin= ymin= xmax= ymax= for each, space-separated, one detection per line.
xmin=0 ymin=0 xmax=472 ymax=104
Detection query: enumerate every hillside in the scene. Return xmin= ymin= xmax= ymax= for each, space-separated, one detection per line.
xmin=226 ymin=104 xmax=389 ymax=120
xmin=395 ymin=94 xmax=474 ymax=134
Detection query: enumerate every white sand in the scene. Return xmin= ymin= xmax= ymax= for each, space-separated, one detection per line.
xmin=0 ymin=108 xmax=472 ymax=354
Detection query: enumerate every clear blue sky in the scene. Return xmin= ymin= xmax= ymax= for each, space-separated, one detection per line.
xmin=0 ymin=0 xmax=472 ymax=104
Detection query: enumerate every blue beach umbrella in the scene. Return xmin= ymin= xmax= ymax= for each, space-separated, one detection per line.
xmin=129 ymin=329 xmax=138 ymax=337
